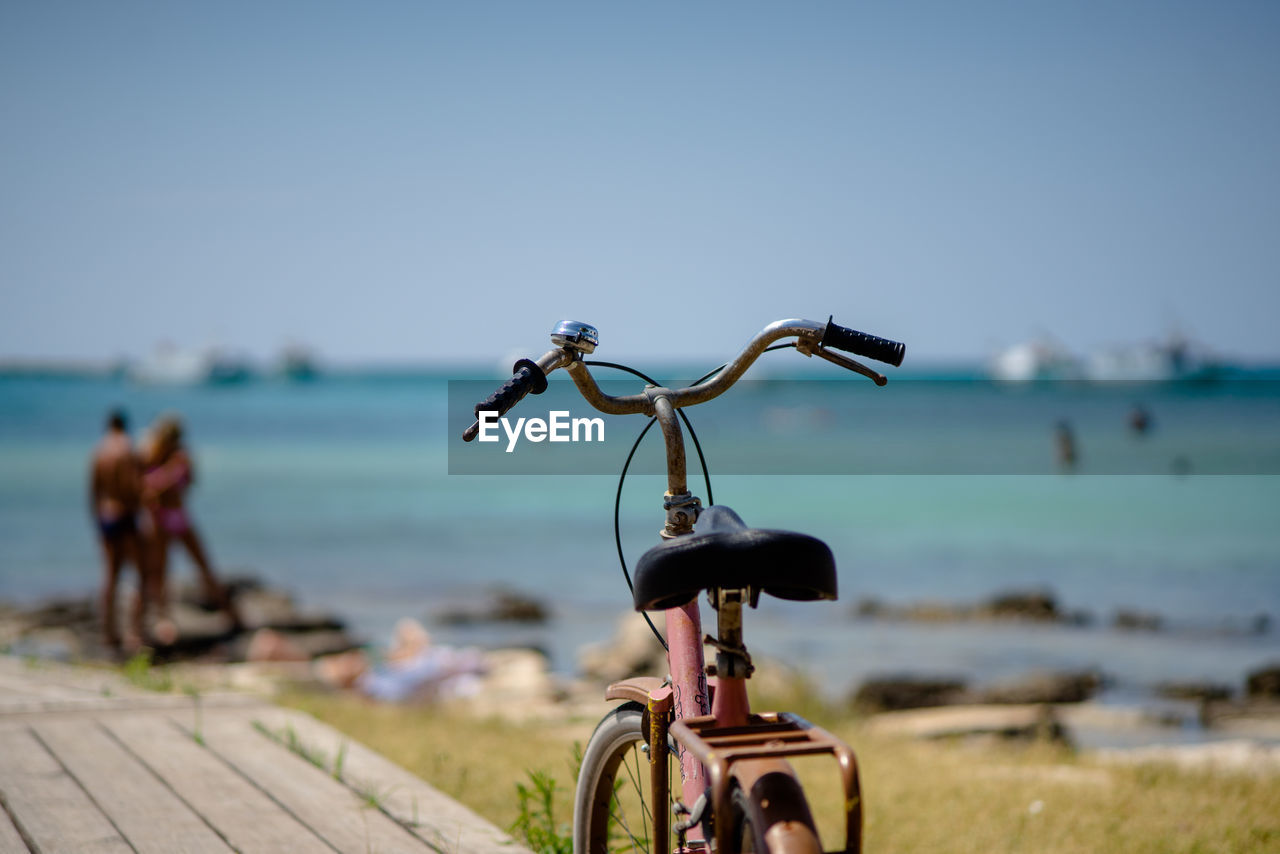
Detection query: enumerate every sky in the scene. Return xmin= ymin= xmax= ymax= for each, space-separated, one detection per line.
xmin=2 ymin=1 xmax=1278 ymax=365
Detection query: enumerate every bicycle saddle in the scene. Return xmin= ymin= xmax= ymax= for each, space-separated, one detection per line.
xmin=632 ymin=505 xmax=837 ymax=611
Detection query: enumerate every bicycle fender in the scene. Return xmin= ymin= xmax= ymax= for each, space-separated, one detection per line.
xmin=728 ymin=759 xmax=823 ymax=854
xmin=604 ymin=676 xmax=666 ymax=705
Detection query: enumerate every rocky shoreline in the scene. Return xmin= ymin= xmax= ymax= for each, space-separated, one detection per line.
xmin=853 ymin=588 xmax=1272 ymax=637
xmin=4 ymin=580 xmax=1278 ymax=756
xmin=845 ymin=588 xmax=1280 ymax=747
xmin=0 ymin=575 xmax=362 ymax=666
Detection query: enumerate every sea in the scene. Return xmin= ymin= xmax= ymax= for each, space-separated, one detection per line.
xmin=2 ymin=363 xmax=1278 ymax=741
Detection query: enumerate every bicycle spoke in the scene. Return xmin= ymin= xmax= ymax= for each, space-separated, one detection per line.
xmin=628 ymin=744 xmax=652 ymax=846
xmin=614 ymin=748 xmax=652 ymax=853
xmin=607 ymin=802 xmax=648 ymax=854
xmin=610 ymin=814 xmax=645 ymax=854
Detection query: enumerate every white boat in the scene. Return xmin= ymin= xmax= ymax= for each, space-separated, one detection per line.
xmin=1085 ymin=333 xmax=1226 ymax=382
xmin=988 ymin=338 xmax=1082 ymax=382
xmin=990 ymin=331 xmax=1229 ymax=384
xmin=128 ymin=343 xmax=255 ymax=385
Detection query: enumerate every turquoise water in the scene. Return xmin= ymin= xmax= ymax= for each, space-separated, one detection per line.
xmin=1 ymin=371 xmax=1278 ymax=701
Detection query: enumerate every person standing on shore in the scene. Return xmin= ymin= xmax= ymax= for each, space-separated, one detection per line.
xmin=89 ymin=409 xmax=152 ymax=652
xmin=141 ymin=415 xmax=242 ymax=634
xmin=1054 ymin=419 xmax=1078 ymax=472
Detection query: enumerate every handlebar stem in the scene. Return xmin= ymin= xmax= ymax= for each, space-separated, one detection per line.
xmin=650 ymin=390 xmax=687 ymax=498
xmin=649 ymin=390 xmax=704 ymax=538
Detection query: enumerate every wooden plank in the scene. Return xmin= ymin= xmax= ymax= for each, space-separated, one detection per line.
xmin=0 ymin=672 xmax=89 ymax=699
xmin=187 ymin=713 xmax=433 ymax=853
xmin=0 ymin=804 xmax=32 ymax=853
xmin=0 ymin=658 xmax=133 ymax=699
xmin=32 ymin=719 xmax=232 ymax=854
xmin=0 ymin=692 xmax=267 ymax=717
xmin=0 ymin=727 xmax=131 ymax=854
xmin=245 ymin=707 xmax=531 ymax=854
xmin=104 ymin=714 xmax=332 ymax=854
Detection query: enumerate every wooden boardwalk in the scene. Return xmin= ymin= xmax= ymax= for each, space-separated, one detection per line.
xmin=0 ymin=655 xmax=531 ymax=854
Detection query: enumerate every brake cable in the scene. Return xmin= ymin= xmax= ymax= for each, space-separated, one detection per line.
xmin=585 ymin=342 xmax=797 ymax=651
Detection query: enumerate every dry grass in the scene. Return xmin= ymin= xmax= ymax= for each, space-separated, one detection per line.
xmin=278 ymin=685 xmax=1280 ymax=853
xmin=825 ymin=728 xmax=1277 ymax=854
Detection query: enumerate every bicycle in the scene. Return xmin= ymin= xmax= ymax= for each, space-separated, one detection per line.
xmin=462 ymin=317 xmax=905 ymax=854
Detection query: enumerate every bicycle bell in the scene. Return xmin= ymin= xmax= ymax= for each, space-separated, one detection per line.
xmin=551 ymin=320 xmax=599 ymax=354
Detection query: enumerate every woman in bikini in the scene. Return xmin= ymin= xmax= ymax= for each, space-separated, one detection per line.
xmin=141 ymin=415 xmax=242 ymax=637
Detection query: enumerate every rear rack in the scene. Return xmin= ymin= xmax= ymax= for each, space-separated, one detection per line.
xmin=669 ymin=712 xmax=862 ymax=854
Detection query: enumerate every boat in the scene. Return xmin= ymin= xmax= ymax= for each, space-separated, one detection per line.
xmin=1084 ymin=333 xmax=1227 ymax=382
xmin=276 ymin=345 xmax=320 ymax=381
xmin=988 ymin=337 xmax=1082 ymax=382
xmin=128 ymin=343 xmax=256 ymax=385
xmin=989 ymin=331 xmax=1230 ymax=384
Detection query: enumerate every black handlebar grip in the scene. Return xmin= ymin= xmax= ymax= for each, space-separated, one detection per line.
xmin=821 ymin=316 xmax=906 ymax=367
xmin=473 ymin=358 xmax=549 ymax=421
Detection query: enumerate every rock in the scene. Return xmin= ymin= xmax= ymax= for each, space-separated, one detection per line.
xmin=578 ymin=612 xmax=667 ymax=683
xmin=168 ymin=603 xmax=233 ymax=639
xmin=1113 ymin=609 xmax=1162 ymax=631
xmin=453 ymin=648 xmax=576 ymax=722
xmin=489 ymin=590 xmax=549 ymax=623
xmin=851 ymin=675 xmax=967 ymax=712
xmin=866 ymin=703 xmax=1069 ymax=744
xmin=853 ymin=597 xmax=886 ymax=618
xmin=852 ymin=589 xmax=1092 ymax=626
xmin=1155 ymin=681 xmax=1233 ymax=703
xmin=1 ymin=574 xmax=360 ymax=667
xmin=233 ymin=588 xmax=300 ymax=626
xmin=852 ymin=598 xmax=975 ymax=622
xmin=974 ymin=671 xmax=1103 ymax=705
xmin=902 ymin=602 xmax=974 ymax=622
xmin=5 ymin=627 xmax=83 ymax=662
xmin=980 ymin=590 xmax=1061 ymax=622
xmin=1056 ymin=702 xmax=1180 ymax=732
xmin=1093 ymin=739 xmax=1280 ymax=775
xmin=0 ymin=602 xmax=28 ymax=649
xmin=240 ymin=628 xmax=357 ymax=662
xmin=244 ymin=628 xmax=312 ymax=662
xmin=1246 ymin=664 xmax=1280 ymax=699
xmin=1201 ymin=699 xmax=1280 ymax=738
xmin=172 ymin=574 xmax=261 ymax=609
xmin=435 ymin=588 xmax=550 ymax=626
xmin=25 ymin=597 xmax=97 ymax=629
xmin=478 ymin=649 xmax=558 ymax=702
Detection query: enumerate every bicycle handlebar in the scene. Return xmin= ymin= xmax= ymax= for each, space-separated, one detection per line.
xmin=471 ymin=358 xmax=548 ymax=422
xmin=461 ymin=316 xmax=904 ymax=441
xmin=821 ymin=316 xmax=906 ymax=367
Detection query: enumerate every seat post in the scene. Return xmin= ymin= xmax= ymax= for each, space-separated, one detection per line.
xmin=710 ymin=588 xmax=753 ymax=728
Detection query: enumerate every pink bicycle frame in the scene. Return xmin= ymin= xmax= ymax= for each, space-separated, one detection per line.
xmin=666 ymin=596 xmax=755 ymax=821
xmin=666 ymin=601 xmax=711 ymax=808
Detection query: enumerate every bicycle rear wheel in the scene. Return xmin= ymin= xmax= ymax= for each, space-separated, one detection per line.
xmin=574 ymin=702 xmax=678 ymax=854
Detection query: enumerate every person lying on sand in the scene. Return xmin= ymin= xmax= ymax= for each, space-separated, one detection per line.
xmin=312 ymin=619 xmax=487 ymax=702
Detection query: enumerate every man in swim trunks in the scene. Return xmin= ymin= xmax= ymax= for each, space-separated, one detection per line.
xmin=89 ymin=409 xmax=152 ymax=651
